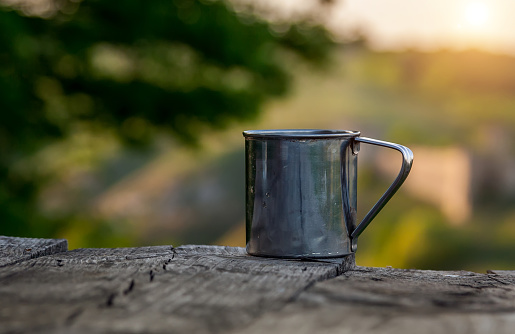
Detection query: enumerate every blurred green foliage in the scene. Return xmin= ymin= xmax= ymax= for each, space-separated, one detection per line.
xmin=0 ymin=0 xmax=333 ymax=240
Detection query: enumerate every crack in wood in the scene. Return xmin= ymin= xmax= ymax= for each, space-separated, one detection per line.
xmin=105 ymin=293 xmax=117 ymax=307
xmin=123 ymin=279 xmax=135 ymax=295
xmin=487 ymin=274 xmax=513 ymax=286
xmin=65 ymin=308 xmax=83 ymax=326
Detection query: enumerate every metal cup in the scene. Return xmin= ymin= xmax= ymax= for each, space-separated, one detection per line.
xmin=243 ymin=129 xmax=413 ymax=258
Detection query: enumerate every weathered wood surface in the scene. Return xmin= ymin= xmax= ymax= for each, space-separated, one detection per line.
xmin=244 ymin=266 xmax=515 ymax=334
xmin=0 ymin=236 xmax=514 ymax=334
xmin=0 ymin=239 xmax=353 ymax=334
xmin=0 ymin=236 xmax=67 ymax=267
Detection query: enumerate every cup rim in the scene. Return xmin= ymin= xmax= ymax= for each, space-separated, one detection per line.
xmin=243 ymin=129 xmax=361 ymax=139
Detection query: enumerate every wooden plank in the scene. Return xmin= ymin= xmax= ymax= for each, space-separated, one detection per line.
xmin=0 ymin=244 xmax=354 ymax=334
xmin=243 ymin=266 xmax=515 ymax=334
xmin=488 ymin=270 xmax=515 ymax=277
xmin=0 ymin=236 xmax=67 ymax=267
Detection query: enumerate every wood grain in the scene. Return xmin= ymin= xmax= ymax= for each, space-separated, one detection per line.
xmin=2 ymin=235 xmax=514 ymax=334
xmin=0 ymin=236 xmax=67 ymax=267
xmin=0 ymin=243 xmax=354 ymax=334
xmin=242 ymin=266 xmax=515 ymax=334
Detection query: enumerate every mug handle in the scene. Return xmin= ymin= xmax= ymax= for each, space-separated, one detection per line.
xmin=350 ymin=137 xmax=414 ymax=252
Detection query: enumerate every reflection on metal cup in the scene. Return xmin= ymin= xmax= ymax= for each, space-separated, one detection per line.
xmin=243 ymin=129 xmax=413 ymax=259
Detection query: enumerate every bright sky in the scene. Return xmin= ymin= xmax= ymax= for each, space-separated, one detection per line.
xmin=326 ymin=0 xmax=515 ymax=54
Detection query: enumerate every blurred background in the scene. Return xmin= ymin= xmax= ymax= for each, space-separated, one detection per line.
xmin=1 ymin=0 xmax=515 ymax=272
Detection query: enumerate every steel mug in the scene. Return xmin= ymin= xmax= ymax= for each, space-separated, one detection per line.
xmin=243 ymin=129 xmax=413 ymax=258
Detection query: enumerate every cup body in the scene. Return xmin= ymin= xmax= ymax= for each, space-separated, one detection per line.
xmin=244 ymin=130 xmax=360 ymax=258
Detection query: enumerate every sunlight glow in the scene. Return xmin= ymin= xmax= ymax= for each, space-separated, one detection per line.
xmin=465 ymin=2 xmax=489 ymax=26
